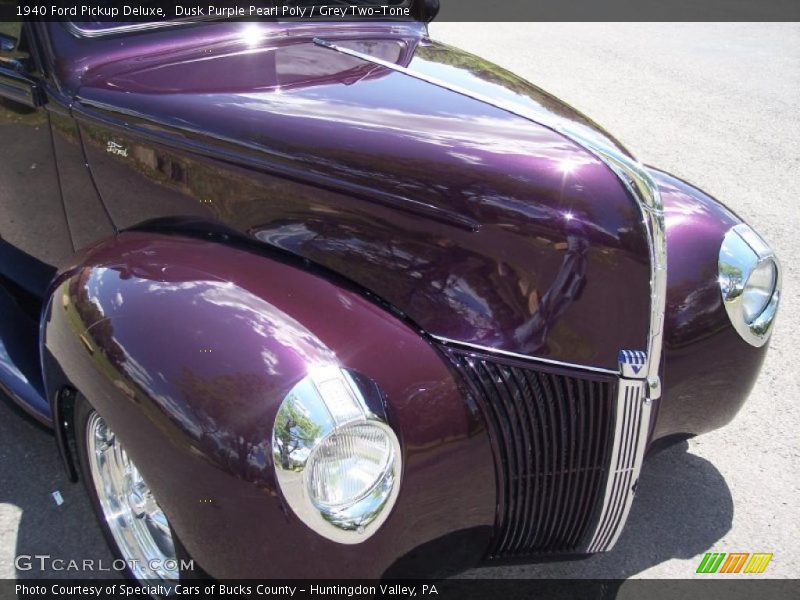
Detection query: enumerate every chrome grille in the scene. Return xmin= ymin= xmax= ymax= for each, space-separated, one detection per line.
xmin=586 ymin=377 xmax=652 ymax=552
xmin=445 ymin=348 xmax=617 ymax=558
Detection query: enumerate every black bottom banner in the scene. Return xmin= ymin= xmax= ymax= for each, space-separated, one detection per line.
xmin=2 ymin=579 xmax=799 ymax=600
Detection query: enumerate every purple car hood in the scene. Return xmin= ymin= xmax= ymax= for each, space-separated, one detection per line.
xmin=60 ymin=23 xmax=651 ymax=370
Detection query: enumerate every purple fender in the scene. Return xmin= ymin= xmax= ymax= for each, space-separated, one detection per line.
xmin=650 ymin=168 xmax=770 ymax=442
xmin=40 ymin=231 xmax=495 ymax=578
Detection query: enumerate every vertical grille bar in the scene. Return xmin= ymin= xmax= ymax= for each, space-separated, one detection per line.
xmin=445 ymin=349 xmax=616 ymax=558
xmin=585 ymin=375 xmax=652 ymax=553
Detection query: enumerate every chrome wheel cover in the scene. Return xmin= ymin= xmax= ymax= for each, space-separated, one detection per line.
xmin=86 ymin=411 xmax=178 ymax=581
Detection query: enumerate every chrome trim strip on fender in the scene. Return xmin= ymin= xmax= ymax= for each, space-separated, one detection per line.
xmin=315 ymin=38 xmax=667 ymax=552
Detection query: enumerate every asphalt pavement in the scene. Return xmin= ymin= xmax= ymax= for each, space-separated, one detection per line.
xmin=1 ymin=23 xmax=798 ymax=582
xmin=431 ymin=22 xmax=800 ymax=580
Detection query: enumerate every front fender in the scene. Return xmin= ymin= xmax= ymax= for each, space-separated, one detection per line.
xmin=40 ymin=231 xmax=495 ymax=578
xmin=650 ymin=168 xmax=771 ymax=442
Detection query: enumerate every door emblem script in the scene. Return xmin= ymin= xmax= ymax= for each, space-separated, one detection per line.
xmin=106 ymin=140 xmax=129 ymax=157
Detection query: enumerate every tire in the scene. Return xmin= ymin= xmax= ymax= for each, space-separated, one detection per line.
xmin=74 ymin=394 xmax=191 ymax=582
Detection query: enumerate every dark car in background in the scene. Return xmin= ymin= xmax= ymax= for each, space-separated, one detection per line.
xmin=0 ymin=4 xmax=781 ymax=581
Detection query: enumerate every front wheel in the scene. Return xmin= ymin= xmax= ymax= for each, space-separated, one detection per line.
xmin=75 ymin=395 xmax=181 ymax=582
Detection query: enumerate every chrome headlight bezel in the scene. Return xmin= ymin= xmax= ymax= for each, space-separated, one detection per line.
xmin=719 ymin=224 xmax=781 ymax=347
xmin=271 ymin=366 xmax=401 ymax=544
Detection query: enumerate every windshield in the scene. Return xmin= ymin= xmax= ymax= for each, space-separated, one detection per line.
xmin=70 ymin=1 xmax=413 ymax=37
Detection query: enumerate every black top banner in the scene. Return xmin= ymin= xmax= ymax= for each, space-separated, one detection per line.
xmin=0 ymin=0 xmax=799 ymax=23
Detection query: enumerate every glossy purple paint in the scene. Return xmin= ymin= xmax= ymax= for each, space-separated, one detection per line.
xmin=41 ymin=21 xmax=652 ymax=371
xmin=0 ymin=19 xmax=774 ymax=578
xmin=42 ymin=231 xmax=495 ymax=578
xmin=653 ymin=168 xmax=769 ymax=440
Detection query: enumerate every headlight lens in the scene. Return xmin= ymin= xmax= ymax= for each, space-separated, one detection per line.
xmin=272 ymin=367 xmax=401 ymax=543
xmin=741 ymin=260 xmax=777 ymax=323
xmin=719 ymin=224 xmax=781 ymax=346
xmin=309 ymin=424 xmax=394 ymax=509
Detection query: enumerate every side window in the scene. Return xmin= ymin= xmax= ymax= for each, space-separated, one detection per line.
xmin=0 ymin=22 xmax=23 ymax=47
xmin=1 ymin=21 xmax=37 ymax=78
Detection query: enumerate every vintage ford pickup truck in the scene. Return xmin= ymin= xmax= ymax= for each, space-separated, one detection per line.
xmin=0 ymin=4 xmax=780 ymax=581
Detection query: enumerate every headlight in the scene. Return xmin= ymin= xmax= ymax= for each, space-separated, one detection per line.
xmin=740 ymin=260 xmax=777 ymax=323
xmin=719 ymin=224 xmax=781 ymax=346
xmin=272 ymin=366 xmax=401 ymax=543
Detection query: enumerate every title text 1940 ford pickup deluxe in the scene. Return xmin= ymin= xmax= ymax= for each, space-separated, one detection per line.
xmin=0 ymin=4 xmax=781 ymax=581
